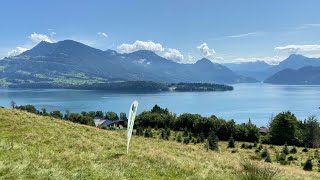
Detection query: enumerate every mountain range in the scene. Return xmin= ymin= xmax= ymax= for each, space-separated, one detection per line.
xmin=0 ymin=40 xmax=256 ymax=88
xmin=224 ymin=54 xmax=320 ymax=83
xmin=1 ymin=40 xmax=320 ymax=87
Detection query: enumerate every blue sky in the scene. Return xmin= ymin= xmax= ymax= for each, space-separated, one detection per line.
xmin=1 ymin=0 xmax=320 ymax=64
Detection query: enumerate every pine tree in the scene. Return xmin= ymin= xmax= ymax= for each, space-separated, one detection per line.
xmin=207 ymin=131 xmax=219 ymax=151
xmin=228 ymin=135 xmax=235 ymax=148
xmin=176 ymin=133 xmax=182 ymax=143
xmin=282 ymin=143 xmax=289 ymax=155
xmin=303 ymin=159 xmax=313 ymax=171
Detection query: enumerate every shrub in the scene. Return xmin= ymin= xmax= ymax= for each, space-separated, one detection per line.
xmin=241 ymin=143 xmax=246 ymax=149
xmin=183 ymin=136 xmax=190 ymax=144
xmin=231 ymin=149 xmax=237 ymax=153
xmin=287 ymin=156 xmax=295 ymax=161
xmin=228 ymin=136 xmax=235 ymax=148
xmin=303 ymin=159 xmax=313 ymax=171
xmin=253 ymin=142 xmax=257 ymax=147
xmin=265 ymin=153 xmax=272 ymax=163
xmin=207 ymin=131 xmax=219 ymax=151
xmin=199 ymin=132 xmax=205 ymax=143
xmin=261 ymin=148 xmax=269 ymax=158
xmin=247 ymin=144 xmax=253 ymax=149
xmin=136 ymin=126 xmax=144 ymax=136
xmin=302 ymin=146 xmax=308 ymax=152
xmin=282 ymin=143 xmax=289 ymax=155
xmin=277 ymin=152 xmax=287 ymax=165
xmin=176 ymin=133 xmax=182 ymax=143
xmin=255 ymin=144 xmax=263 ymax=152
xmin=144 ymin=128 xmax=153 ymax=138
xmin=290 ymin=146 xmax=297 ymax=154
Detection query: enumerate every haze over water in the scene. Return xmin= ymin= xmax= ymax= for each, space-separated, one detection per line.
xmin=1 ymin=83 xmax=319 ymax=127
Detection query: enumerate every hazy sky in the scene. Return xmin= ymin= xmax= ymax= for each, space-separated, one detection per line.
xmin=1 ymin=0 xmax=320 ymax=64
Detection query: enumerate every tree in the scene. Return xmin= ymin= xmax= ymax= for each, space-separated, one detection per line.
xmin=303 ymin=159 xmax=313 ymax=171
xmin=105 ymin=111 xmax=119 ymax=121
xmin=269 ymin=111 xmax=302 ymax=145
xmin=207 ymin=131 xmax=219 ymax=151
xmin=302 ymin=116 xmax=320 ymax=148
xmin=151 ymin=104 xmax=169 ymax=114
xmin=10 ymin=100 xmax=16 ymax=109
xmin=120 ymin=112 xmax=127 ymax=121
xmin=282 ymin=143 xmax=289 ymax=155
xmin=41 ymin=108 xmax=48 ymax=116
xmin=228 ymin=135 xmax=235 ymax=148
xmin=50 ymin=110 xmax=63 ymax=119
xmin=136 ymin=126 xmax=144 ymax=136
xmin=95 ymin=111 xmax=104 ymax=118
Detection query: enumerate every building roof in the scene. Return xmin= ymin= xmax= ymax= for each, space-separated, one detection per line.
xmin=258 ymin=128 xmax=269 ymax=134
xmin=94 ymin=117 xmax=125 ymax=127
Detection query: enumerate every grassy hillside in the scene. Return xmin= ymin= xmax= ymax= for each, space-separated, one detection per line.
xmin=0 ymin=108 xmax=320 ymax=179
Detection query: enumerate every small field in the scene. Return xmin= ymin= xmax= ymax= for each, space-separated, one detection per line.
xmin=0 ymin=108 xmax=319 ymax=179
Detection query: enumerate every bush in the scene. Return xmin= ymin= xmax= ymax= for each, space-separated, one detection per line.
xmin=247 ymin=144 xmax=253 ymax=149
xmin=253 ymin=142 xmax=257 ymax=147
xmin=303 ymin=159 xmax=313 ymax=171
xmin=207 ymin=131 xmax=219 ymax=151
xmin=287 ymin=156 xmax=295 ymax=161
xmin=241 ymin=143 xmax=246 ymax=149
xmin=176 ymin=133 xmax=182 ymax=143
xmin=231 ymin=149 xmax=237 ymax=153
xmin=282 ymin=143 xmax=289 ymax=155
xmin=290 ymin=146 xmax=297 ymax=154
xmin=260 ymin=148 xmax=269 ymax=158
xmin=136 ymin=126 xmax=144 ymax=136
xmin=183 ymin=136 xmax=190 ymax=144
xmin=265 ymin=153 xmax=272 ymax=163
xmin=144 ymin=128 xmax=153 ymax=138
xmin=255 ymin=144 xmax=263 ymax=152
xmin=302 ymin=146 xmax=308 ymax=152
xmin=228 ymin=136 xmax=235 ymax=148
xmin=277 ymin=152 xmax=287 ymax=165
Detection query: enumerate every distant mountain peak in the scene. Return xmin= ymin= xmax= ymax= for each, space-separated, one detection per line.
xmin=196 ymin=58 xmax=213 ymax=65
xmin=127 ymin=50 xmax=158 ymax=57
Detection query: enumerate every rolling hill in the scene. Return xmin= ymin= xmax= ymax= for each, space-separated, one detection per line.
xmin=265 ymin=66 xmax=320 ymax=85
xmin=1 ymin=108 xmax=319 ymax=179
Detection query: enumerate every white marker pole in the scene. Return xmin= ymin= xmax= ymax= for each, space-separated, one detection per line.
xmin=127 ymin=100 xmax=138 ymax=154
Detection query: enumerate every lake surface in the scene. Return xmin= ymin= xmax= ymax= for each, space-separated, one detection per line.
xmin=1 ymin=83 xmax=320 ymax=127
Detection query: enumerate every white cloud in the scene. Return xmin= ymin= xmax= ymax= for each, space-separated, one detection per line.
xmin=197 ymin=42 xmax=216 ymax=59
xmin=275 ymin=44 xmax=320 ymax=54
xmin=117 ymin=40 xmax=165 ymax=53
xmin=232 ymin=55 xmax=285 ymax=65
xmin=163 ymin=48 xmax=184 ymax=62
xmin=29 ymin=32 xmax=53 ymax=43
xmin=98 ymin=32 xmax=108 ymax=38
xmin=7 ymin=47 xmax=29 ymax=57
xmin=295 ymin=23 xmax=320 ymax=30
xmin=226 ymin=32 xmax=261 ymax=38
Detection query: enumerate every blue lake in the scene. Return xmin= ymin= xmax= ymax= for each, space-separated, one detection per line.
xmin=1 ymin=83 xmax=320 ymax=127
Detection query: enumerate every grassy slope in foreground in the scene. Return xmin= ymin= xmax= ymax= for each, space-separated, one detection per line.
xmin=0 ymin=108 xmax=319 ymax=179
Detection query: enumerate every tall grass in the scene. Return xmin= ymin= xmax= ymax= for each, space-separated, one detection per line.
xmin=239 ymin=161 xmax=280 ymax=180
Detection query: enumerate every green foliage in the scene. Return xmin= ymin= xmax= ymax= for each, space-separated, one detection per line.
xmin=269 ymin=111 xmax=302 ymax=145
xmin=260 ymin=148 xmax=269 ymax=158
xmin=68 ymin=113 xmax=95 ymax=126
xmin=207 ymin=131 xmax=219 ymax=151
xmin=228 ymin=135 xmax=235 ymax=148
xmin=95 ymin=111 xmax=104 ymax=118
xmin=302 ymin=116 xmax=320 ymax=148
xmin=176 ymin=133 xmax=182 ymax=143
xmin=151 ymin=105 xmax=169 ymax=114
xmin=170 ymin=82 xmax=233 ymax=92
xmin=265 ymin=153 xmax=272 ymax=163
xmin=302 ymin=145 xmax=308 ymax=152
xmin=303 ymin=159 xmax=313 ymax=171
xmin=199 ymin=132 xmax=205 ymax=143
xmin=144 ymin=128 xmax=153 ymax=138
xmin=290 ymin=146 xmax=297 ymax=154
xmin=120 ymin=112 xmax=127 ymax=121
xmin=135 ymin=126 xmax=144 ymax=136
xmin=183 ymin=136 xmax=190 ymax=144
xmin=241 ymin=143 xmax=246 ymax=149
xmin=159 ymin=128 xmax=171 ymax=140
xmin=282 ymin=143 xmax=289 ymax=155
xmin=105 ymin=111 xmax=119 ymax=121
xmin=15 ymin=105 xmax=38 ymax=114
xmin=277 ymin=152 xmax=287 ymax=165
xmin=239 ymin=161 xmax=280 ymax=180
xmin=50 ymin=110 xmax=63 ymax=119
